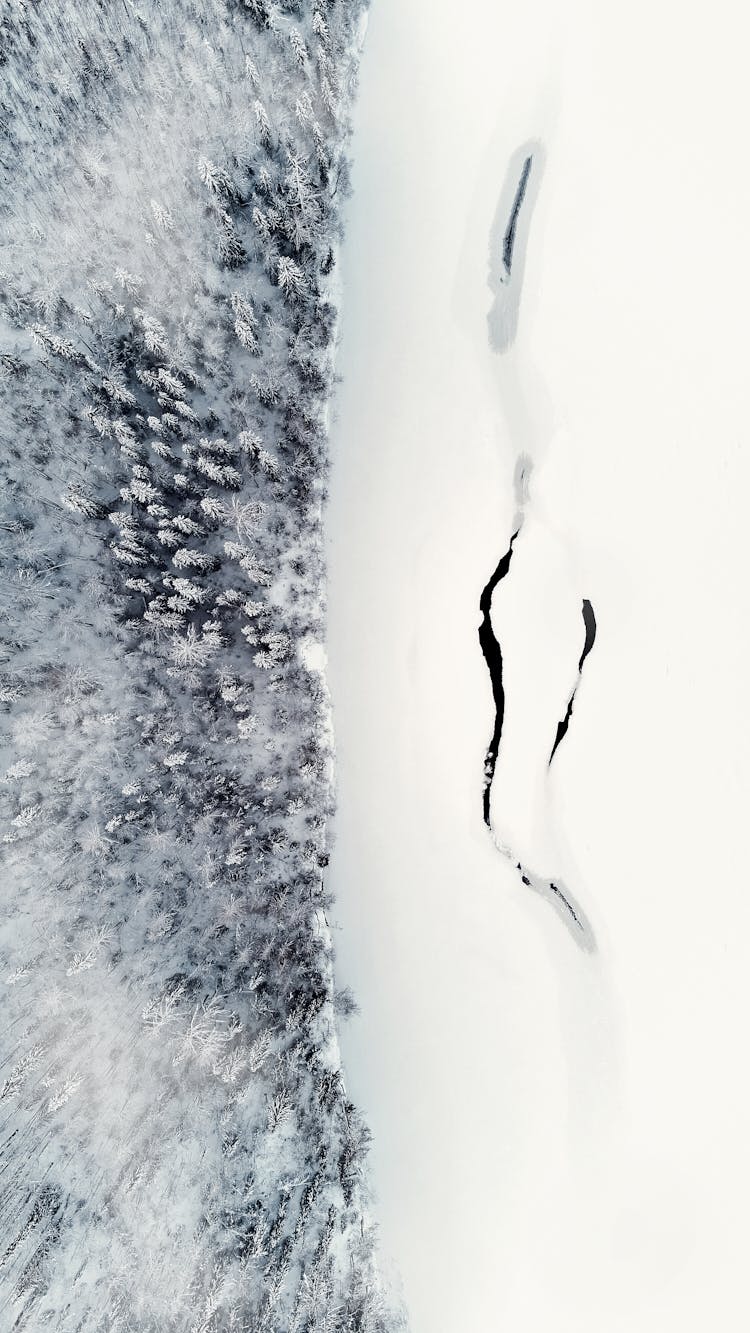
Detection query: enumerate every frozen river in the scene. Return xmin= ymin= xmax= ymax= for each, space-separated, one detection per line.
xmin=326 ymin=2 xmax=750 ymax=1329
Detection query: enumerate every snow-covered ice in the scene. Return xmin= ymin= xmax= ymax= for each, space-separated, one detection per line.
xmin=327 ymin=1 xmax=750 ymax=1329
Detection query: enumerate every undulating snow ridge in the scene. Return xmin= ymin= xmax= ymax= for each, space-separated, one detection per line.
xmin=482 ymin=148 xmax=594 ymax=949
xmin=0 ymin=4 xmax=405 ymax=1330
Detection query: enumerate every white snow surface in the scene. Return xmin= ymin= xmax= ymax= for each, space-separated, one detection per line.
xmin=327 ymin=1 xmax=750 ymax=1330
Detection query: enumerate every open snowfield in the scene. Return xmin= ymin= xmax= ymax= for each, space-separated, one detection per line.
xmin=327 ymin=1 xmax=750 ymax=1329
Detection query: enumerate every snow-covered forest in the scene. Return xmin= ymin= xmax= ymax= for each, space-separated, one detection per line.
xmin=0 ymin=3 xmax=406 ymax=1330
xmin=4 ymin=0 xmax=750 ymax=1328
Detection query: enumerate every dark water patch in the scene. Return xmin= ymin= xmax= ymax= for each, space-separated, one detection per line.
xmin=502 ymin=154 xmax=533 ymax=276
xmin=549 ymin=598 xmax=597 ymax=766
xmin=482 ymin=144 xmax=596 ymax=949
xmin=487 ymin=140 xmax=545 ymax=354
xmin=478 ymin=529 xmax=520 ymax=825
xmin=518 ymin=861 xmax=595 ymax=949
xmin=477 ymin=545 xmax=597 ymax=949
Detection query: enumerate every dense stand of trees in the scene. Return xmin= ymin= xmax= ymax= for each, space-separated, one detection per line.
xmin=0 ymin=3 xmax=404 ymax=1330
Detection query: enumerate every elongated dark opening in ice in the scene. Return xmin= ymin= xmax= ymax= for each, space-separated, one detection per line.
xmin=476 ymin=534 xmax=595 ymax=948
xmin=481 ymin=144 xmax=596 ymax=949
xmin=549 ymin=598 xmax=597 ymax=766
xmin=478 ymin=530 xmax=519 ymax=825
xmin=502 ymin=154 xmax=533 ymax=277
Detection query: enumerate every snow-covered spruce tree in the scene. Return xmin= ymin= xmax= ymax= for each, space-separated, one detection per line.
xmin=0 ymin=3 xmax=404 ymax=1330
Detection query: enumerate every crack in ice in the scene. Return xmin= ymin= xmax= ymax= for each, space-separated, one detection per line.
xmin=478 ymin=529 xmax=520 ymax=827
xmin=480 ymin=143 xmax=596 ymax=949
xmin=477 ymin=539 xmax=595 ymax=950
xmin=502 ymin=154 xmax=533 ymax=278
xmin=549 ymin=598 xmax=597 ymax=766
